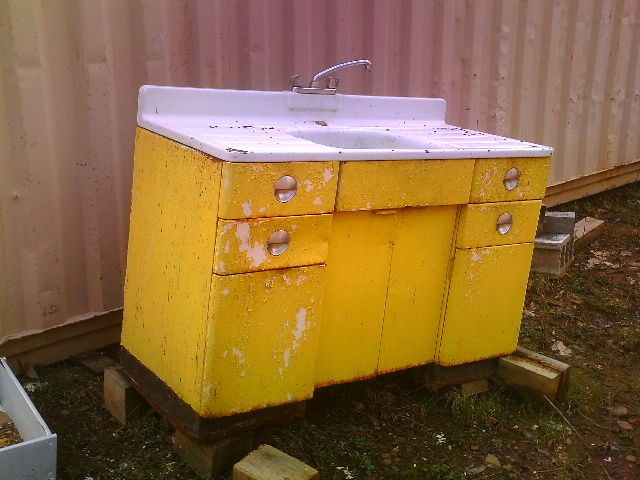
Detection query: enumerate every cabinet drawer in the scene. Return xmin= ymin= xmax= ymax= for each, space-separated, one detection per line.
xmin=469 ymin=158 xmax=550 ymax=203
xmin=456 ymin=200 xmax=542 ymax=248
xmin=336 ymin=160 xmax=474 ymax=211
xmin=213 ymin=214 xmax=332 ymax=275
xmin=218 ymin=162 xmax=339 ymax=219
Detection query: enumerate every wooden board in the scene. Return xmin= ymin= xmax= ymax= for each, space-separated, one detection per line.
xmin=544 ymin=161 xmax=640 ymax=207
xmin=0 ymin=309 xmax=122 ymax=375
xmin=233 ymin=445 xmax=318 ymax=480
xmin=498 ymin=347 xmax=571 ymax=404
xmin=175 ymin=429 xmax=254 ymax=480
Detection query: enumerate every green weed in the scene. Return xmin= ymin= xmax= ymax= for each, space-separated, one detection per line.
xmin=428 ymin=463 xmax=464 ymax=480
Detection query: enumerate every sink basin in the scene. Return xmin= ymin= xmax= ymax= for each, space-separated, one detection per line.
xmin=286 ymin=128 xmax=438 ymax=150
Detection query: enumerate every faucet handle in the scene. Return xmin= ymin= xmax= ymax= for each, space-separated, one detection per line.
xmin=290 ymin=75 xmax=303 ymax=89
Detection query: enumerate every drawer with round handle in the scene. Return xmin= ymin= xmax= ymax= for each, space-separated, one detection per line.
xmin=456 ymin=200 xmax=543 ymax=248
xmin=469 ymin=158 xmax=551 ymax=203
xmin=218 ymin=162 xmax=339 ymax=219
xmin=212 ymin=214 xmax=332 ymax=274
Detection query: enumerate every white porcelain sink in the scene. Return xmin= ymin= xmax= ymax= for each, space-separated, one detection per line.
xmin=137 ymin=86 xmax=553 ymax=162
xmin=286 ymin=128 xmax=441 ymax=150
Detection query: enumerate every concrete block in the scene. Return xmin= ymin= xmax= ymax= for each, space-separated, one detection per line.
xmin=574 ymin=217 xmax=604 ymax=251
xmin=531 ymin=233 xmax=574 ymax=276
xmin=543 ymin=211 xmax=576 ymax=234
xmin=174 ymin=429 xmax=254 ymax=479
xmin=233 ymin=444 xmax=319 ymax=480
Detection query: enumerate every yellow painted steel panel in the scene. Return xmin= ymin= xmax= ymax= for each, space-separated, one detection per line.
xmin=469 ymin=158 xmax=551 ymax=203
xmin=438 ymin=243 xmax=535 ymax=365
xmin=213 ymin=215 xmax=332 ymax=275
xmin=200 ymin=267 xmax=325 ymax=417
xmin=314 ymin=212 xmax=394 ymax=386
xmin=218 ymin=162 xmax=339 ymax=219
xmin=377 ymin=206 xmax=457 ymax=373
xmin=122 ymin=129 xmax=221 ymax=410
xmin=456 ymin=200 xmax=542 ymax=249
xmin=336 ymin=160 xmax=474 ymax=211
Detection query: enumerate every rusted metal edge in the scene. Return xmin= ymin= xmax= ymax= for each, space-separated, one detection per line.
xmin=119 ymin=348 xmax=306 ymax=441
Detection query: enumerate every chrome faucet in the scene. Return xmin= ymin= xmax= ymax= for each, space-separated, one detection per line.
xmin=291 ymin=59 xmax=373 ymax=95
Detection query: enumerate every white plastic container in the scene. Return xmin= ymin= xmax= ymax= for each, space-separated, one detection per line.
xmin=0 ymin=358 xmax=57 ymax=480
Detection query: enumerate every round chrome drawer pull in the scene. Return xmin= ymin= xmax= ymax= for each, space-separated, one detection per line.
xmin=274 ymin=175 xmax=298 ymax=203
xmin=496 ymin=213 xmax=513 ymax=235
xmin=503 ymin=167 xmax=521 ymax=190
xmin=267 ymin=230 xmax=290 ymax=256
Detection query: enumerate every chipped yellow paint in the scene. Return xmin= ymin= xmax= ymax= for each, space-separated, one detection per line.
xmin=456 ymin=200 xmax=543 ymax=249
xmin=315 ymin=212 xmax=394 ymax=385
xmin=377 ymin=206 xmax=458 ymax=373
xmin=122 ymin=128 xmax=221 ymax=410
xmin=213 ymin=215 xmax=332 ymax=274
xmin=200 ymin=267 xmax=326 ymax=416
xmin=438 ymin=243 xmax=535 ymax=365
xmin=336 ymin=159 xmax=474 ymax=211
xmin=218 ymin=162 xmax=339 ymax=219
xmin=469 ymin=158 xmax=551 ymax=203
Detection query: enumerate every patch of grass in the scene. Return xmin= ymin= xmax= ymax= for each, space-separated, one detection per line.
xmin=446 ymin=387 xmax=512 ymax=430
xmin=566 ymin=275 xmax=589 ymax=294
xmin=533 ymin=417 xmax=568 ymax=446
xmin=619 ymin=203 xmax=640 ymax=226
xmin=348 ymin=434 xmax=367 ymax=449
xmin=519 ymin=324 xmax=543 ymax=345
xmin=353 ymin=452 xmax=376 ymax=476
xmin=307 ymin=442 xmax=339 ymax=466
xmin=428 ymin=463 xmax=464 ymax=480
xmin=528 ymin=273 xmax=548 ymax=295
xmin=490 ymin=437 xmax=504 ymax=449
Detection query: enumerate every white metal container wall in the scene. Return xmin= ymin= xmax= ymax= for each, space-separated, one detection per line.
xmin=1 ymin=0 xmax=639 ymax=345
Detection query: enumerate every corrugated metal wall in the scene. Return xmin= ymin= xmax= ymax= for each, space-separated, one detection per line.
xmin=1 ymin=0 xmax=639 ymax=345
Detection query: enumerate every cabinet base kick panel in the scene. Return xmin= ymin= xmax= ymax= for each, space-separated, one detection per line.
xmin=120 ymin=349 xmax=306 ymax=442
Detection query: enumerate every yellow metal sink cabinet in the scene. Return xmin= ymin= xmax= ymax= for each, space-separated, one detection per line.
xmin=122 ymin=86 xmax=553 ymax=427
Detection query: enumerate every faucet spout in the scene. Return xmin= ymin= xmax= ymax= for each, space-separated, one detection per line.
xmin=292 ymin=59 xmax=373 ymax=95
xmin=310 ymin=60 xmax=373 ymax=87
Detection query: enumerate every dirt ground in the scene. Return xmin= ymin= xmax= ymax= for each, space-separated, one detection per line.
xmin=22 ymin=181 xmax=640 ymax=480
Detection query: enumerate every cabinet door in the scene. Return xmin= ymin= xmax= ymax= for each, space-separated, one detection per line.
xmin=200 ymin=266 xmax=326 ymax=417
xmin=378 ymin=206 xmax=457 ymax=373
xmin=438 ymin=243 xmax=534 ymax=365
xmin=314 ymin=212 xmax=394 ymax=386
